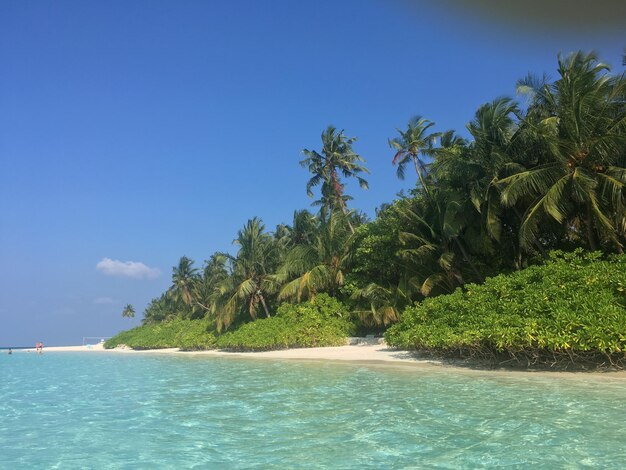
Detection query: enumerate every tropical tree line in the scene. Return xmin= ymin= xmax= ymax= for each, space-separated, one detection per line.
xmin=137 ymin=51 xmax=625 ymax=333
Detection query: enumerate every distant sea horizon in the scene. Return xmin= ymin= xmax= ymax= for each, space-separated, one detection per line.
xmin=1 ymin=340 xmax=105 ymax=349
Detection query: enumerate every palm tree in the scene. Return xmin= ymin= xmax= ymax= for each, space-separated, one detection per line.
xmin=142 ymin=293 xmax=178 ymax=324
xmin=278 ymin=211 xmax=353 ymax=302
xmin=289 ymin=209 xmax=317 ymax=246
xmin=169 ymin=256 xmax=199 ymax=308
xmin=389 ymin=116 xmax=440 ymax=192
xmin=499 ymin=51 xmax=626 ymax=251
xmin=461 ymin=97 xmax=522 ymax=243
xmin=449 ymin=99 xmax=537 ymax=260
xmin=192 ymin=253 xmax=229 ymax=316
xmin=121 ymin=304 xmax=135 ymax=319
xmin=301 ymin=126 xmax=369 ymax=232
xmin=271 ymin=224 xmax=292 ymax=264
xmin=429 ymin=97 xmax=554 ymax=268
xmin=213 ymin=218 xmax=277 ymax=331
xmin=398 ymin=189 xmax=485 ymax=296
xmin=351 ymin=282 xmax=407 ymax=327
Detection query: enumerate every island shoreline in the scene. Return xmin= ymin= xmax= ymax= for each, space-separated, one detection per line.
xmin=20 ymin=343 xmax=626 ymax=379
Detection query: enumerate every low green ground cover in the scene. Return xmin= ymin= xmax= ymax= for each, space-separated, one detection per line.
xmin=104 ymin=318 xmax=216 ymax=350
xmin=215 ymin=294 xmax=355 ymax=350
xmin=385 ymin=251 xmax=626 ymax=368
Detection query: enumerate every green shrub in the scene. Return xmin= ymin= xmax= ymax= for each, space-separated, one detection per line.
xmin=104 ymin=318 xmax=217 ymax=350
xmin=215 ymin=294 xmax=355 ymax=350
xmin=385 ymin=251 xmax=626 ymax=368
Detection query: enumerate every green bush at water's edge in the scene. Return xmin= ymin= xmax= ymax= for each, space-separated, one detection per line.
xmin=104 ymin=295 xmax=354 ymax=351
xmin=104 ymin=318 xmax=217 ymax=350
xmin=216 ymin=294 xmax=355 ymax=350
xmin=385 ymin=251 xmax=626 ymax=368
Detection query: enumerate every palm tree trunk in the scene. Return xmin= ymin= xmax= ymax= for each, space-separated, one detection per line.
xmin=614 ymin=215 xmax=624 ymax=255
xmin=511 ymin=205 xmax=547 ymax=259
xmin=453 ymin=237 xmax=483 ymax=282
xmin=342 ymin=205 xmax=355 ymax=234
xmin=259 ymin=295 xmax=271 ymax=318
xmin=331 ymin=169 xmax=355 ymax=234
xmin=413 ymin=156 xmax=430 ymax=197
xmin=585 ymin=203 xmax=598 ymax=251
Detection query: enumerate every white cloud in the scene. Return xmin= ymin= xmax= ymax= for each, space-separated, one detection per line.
xmin=93 ymin=297 xmax=116 ymax=305
xmin=96 ymin=258 xmax=161 ymax=280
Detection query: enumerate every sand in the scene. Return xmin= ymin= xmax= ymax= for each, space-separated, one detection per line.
xmin=35 ymin=342 xmax=432 ymax=364
xmin=22 ymin=343 xmax=626 ymax=379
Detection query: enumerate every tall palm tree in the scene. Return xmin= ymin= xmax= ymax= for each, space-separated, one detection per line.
xmin=430 ymin=98 xmax=551 ymax=268
xmin=170 ymin=256 xmax=199 ymax=308
xmin=213 ymin=218 xmax=277 ymax=331
xmin=458 ymin=100 xmax=537 ymax=257
xmin=389 ymin=116 xmax=440 ymax=192
xmin=300 ymin=126 xmax=369 ymax=232
xmin=464 ymin=98 xmax=523 ymax=242
xmin=278 ymin=211 xmax=353 ymax=302
xmin=500 ymin=51 xmax=626 ymax=251
xmin=271 ymin=212 xmax=320 ymax=265
xmin=192 ymin=253 xmax=229 ymax=316
xmin=398 ymin=189 xmax=485 ymax=296
xmin=289 ymin=209 xmax=317 ymax=246
xmin=121 ymin=304 xmax=135 ymax=319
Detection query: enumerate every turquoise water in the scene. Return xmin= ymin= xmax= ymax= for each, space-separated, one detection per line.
xmin=1 ymin=352 xmax=625 ymax=468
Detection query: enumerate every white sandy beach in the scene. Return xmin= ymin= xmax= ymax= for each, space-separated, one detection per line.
xmin=21 ymin=342 xmax=626 ymax=378
xmin=35 ymin=342 xmax=433 ymax=364
xmin=27 ymin=342 xmax=455 ymax=371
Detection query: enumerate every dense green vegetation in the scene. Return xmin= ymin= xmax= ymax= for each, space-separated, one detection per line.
xmin=215 ymin=295 xmax=355 ymax=350
xmin=104 ymin=318 xmax=216 ymax=350
xmin=385 ymin=251 xmax=626 ymax=368
xmin=110 ymin=52 xmax=626 ymax=367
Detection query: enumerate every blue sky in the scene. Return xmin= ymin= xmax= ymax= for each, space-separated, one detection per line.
xmin=1 ymin=0 xmax=624 ymax=346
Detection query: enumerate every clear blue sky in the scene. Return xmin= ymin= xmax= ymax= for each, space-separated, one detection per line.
xmin=1 ymin=0 xmax=623 ymax=346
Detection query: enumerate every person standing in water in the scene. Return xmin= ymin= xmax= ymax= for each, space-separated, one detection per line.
xmin=8 ymin=348 xmax=12 ymax=355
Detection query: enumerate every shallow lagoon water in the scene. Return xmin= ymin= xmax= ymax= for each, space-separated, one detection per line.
xmin=1 ymin=352 xmax=625 ymax=468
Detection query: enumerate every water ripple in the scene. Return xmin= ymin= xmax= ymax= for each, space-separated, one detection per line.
xmin=1 ymin=353 xmax=625 ymax=468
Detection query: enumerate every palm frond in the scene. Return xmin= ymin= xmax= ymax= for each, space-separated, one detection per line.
xmin=542 ymin=174 xmax=572 ymax=223
xmin=500 ymin=164 xmax=562 ymax=206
